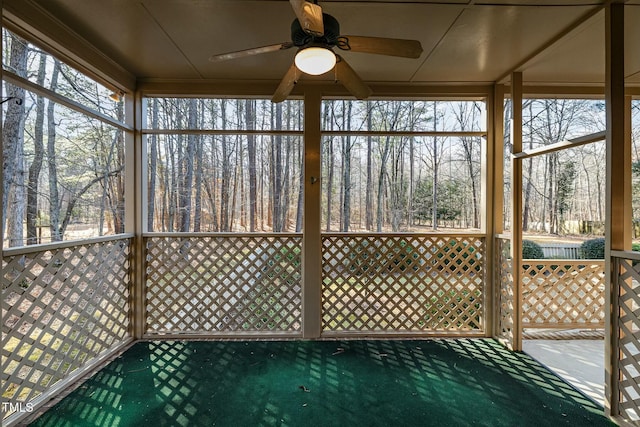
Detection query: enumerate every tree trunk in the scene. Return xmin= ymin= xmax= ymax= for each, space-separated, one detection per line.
xmin=99 ymin=101 xmax=125 ymax=235
xmin=148 ymin=98 xmax=159 ymax=231
xmin=376 ymin=102 xmax=403 ymax=232
xmin=522 ymin=101 xmax=534 ymax=231
xmin=365 ymin=102 xmax=374 ymax=231
xmin=408 ymin=136 xmax=414 ymax=229
xmin=341 ymin=101 xmax=352 ymax=232
xmin=377 ymin=135 xmax=391 ymax=232
xmin=60 ymin=169 xmax=123 ymax=237
xmin=167 ymin=106 xmax=180 ymax=231
xmin=271 ymin=103 xmax=284 ymax=232
xmin=193 ymin=132 xmax=203 ymax=231
xmin=325 ymin=106 xmax=334 ymax=232
xmin=178 ymin=99 xmax=197 ymax=232
xmin=280 ymin=104 xmax=293 ymax=230
xmin=229 ymin=136 xmax=240 ymax=229
xmin=2 ymin=34 xmax=28 ymax=247
xmin=246 ymin=99 xmax=257 ymax=232
xmin=220 ymin=100 xmax=232 ymax=231
xmin=45 ymin=62 xmax=62 ymax=241
xmin=26 ymin=52 xmax=47 ymax=244
xmin=431 ymin=102 xmax=439 ymax=231
xmin=295 ymin=128 xmax=304 ymax=232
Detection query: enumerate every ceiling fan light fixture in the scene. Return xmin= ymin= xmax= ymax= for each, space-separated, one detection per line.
xmin=294 ymin=47 xmax=336 ymax=75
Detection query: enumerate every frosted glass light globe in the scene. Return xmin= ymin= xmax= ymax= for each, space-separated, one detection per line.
xmin=294 ymin=47 xmax=336 ymax=75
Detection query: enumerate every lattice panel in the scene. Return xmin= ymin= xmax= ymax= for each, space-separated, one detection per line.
xmin=144 ymin=235 xmax=302 ymax=334
xmin=496 ymin=238 xmax=515 ymax=347
xmin=2 ymin=238 xmax=131 ymax=418
xmin=616 ymin=258 xmax=640 ymax=422
xmin=321 ymin=234 xmax=485 ymax=333
xmin=522 ymin=261 xmax=605 ymax=328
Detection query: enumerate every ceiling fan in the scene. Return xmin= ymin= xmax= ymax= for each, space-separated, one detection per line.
xmin=209 ymin=0 xmax=423 ymax=103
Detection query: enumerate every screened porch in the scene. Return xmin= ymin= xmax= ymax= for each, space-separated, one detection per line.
xmin=2 ymin=1 xmax=640 ymax=426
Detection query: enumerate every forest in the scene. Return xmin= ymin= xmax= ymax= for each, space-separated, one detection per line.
xmin=3 ymin=29 xmax=640 ymax=248
xmin=3 ymin=31 xmax=124 ymax=248
xmin=145 ymin=97 xmax=484 ymax=234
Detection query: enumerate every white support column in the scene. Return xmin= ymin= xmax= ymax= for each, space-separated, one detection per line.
xmin=604 ymin=2 xmax=628 ymax=418
xmin=510 ymin=72 xmax=523 ymax=351
xmin=303 ymin=89 xmax=322 ymax=338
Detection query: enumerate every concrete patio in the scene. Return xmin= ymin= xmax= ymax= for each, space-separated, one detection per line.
xmin=524 ymin=337 xmax=605 ymax=407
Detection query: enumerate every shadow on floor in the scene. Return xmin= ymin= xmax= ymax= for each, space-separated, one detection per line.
xmin=30 ymin=339 xmax=613 ymax=427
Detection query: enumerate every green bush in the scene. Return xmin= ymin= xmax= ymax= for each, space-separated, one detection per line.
xmin=389 ymin=239 xmax=423 ymax=272
xmin=522 ymin=240 xmax=544 ymax=259
xmin=437 ymin=240 xmax=482 ymax=272
xmin=580 ymin=238 xmax=605 ymax=259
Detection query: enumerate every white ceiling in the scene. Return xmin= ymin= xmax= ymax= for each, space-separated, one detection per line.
xmin=6 ymin=0 xmax=640 ymax=88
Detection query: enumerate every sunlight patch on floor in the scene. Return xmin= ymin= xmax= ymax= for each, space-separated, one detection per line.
xmin=523 ymin=339 xmax=604 ymax=406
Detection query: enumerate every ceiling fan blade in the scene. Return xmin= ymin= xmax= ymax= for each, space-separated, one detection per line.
xmin=209 ymin=42 xmax=294 ymax=62
xmin=338 ymin=36 xmax=423 ymax=58
xmin=334 ymin=56 xmax=372 ymax=100
xmin=290 ymin=0 xmax=324 ymax=37
xmin=272 ymin=63 xmax=299 ymax=103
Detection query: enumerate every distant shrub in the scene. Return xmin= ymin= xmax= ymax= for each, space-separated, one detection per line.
xmin=438 ymin=239 xmax=482 ymax=272
xmin=522 ymin=240 xmax=544 ymax=259
xmin=391 ymin=239 xmax=423 ymax=272
xmin=580 ymin=238 xmax=605 ymax=259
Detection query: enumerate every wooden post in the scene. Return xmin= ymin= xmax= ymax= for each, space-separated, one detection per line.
xmin=303 ymin=89 xmax=322 ymax=338
xmin=490 ymin=84 xmax=505 ymax=338
xmin=130 ymin=91 xmax=146 ymax=339
xmin=604 ymin=2 xmax=627 ymax=418
xmin=510 ymin=72 xmax=523 ymax=351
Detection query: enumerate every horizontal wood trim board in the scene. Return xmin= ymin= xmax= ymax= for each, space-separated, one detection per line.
xmin=2 ymin=71 xmax=133 ymax=132
xmin=513 ymin=131 xmax=606 ymax=159
xmin=2 ymin=233 xmax=134 ymax=257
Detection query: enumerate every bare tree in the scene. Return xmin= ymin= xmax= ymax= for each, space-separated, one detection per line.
xmin=271 ymin=103 xmax=284 ymax=232
xmin=148 ymin=98 xmax=159 ymax=231
xmin=324 ymin=103 xmax=335 ymax=231
xmin=375 ymin=102 xmax=404 ymax=232
xmin=26 ymin=51 xmax=47 ymax=244
xmin=220 ymin=100 xmax=232 ymax=231
xmin=246 ymin=99 xmax=258 ymax=232
xmin=454 ymin=101 xmax=483 ymax=229
xmin=2 ymin=34 xmax=28 ymax=246
xmin=365 ymin=102 xmax=374 ymax=231
xmin=340 ymin=101 xmax=353 ymax=232
xmin=46 ymin=60 xmax=62 ymax=241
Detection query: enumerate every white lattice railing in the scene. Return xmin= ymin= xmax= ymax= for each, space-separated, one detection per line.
xmin=321 ymin=234 xmax=485 ymax=335
xmin=522 ymin=260 xmax=605 ymax=329
xmin=1 ymin=236 xmax=132 ymax=423
xmin=496 ymin=237 xmax=515 ymax=348
xmin=612 ymin=253 xmax=640 ymax=423
xmin=144 ymin=233 xmax=303 ymax=336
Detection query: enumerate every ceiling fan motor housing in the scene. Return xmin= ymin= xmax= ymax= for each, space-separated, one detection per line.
xmin=291 ymin=13 xmax=340 ymax=46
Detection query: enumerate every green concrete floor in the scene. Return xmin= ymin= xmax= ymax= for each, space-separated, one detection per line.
xmin=30 ymin=339 xmax=613 ymax=426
